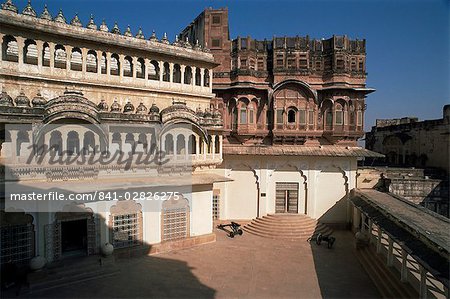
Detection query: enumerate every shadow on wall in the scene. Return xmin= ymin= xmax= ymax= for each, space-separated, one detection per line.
xmin=420 ymin=180 xmax=449 ymax=218
xmin=317 ymin=195 xmax=349 ymax=228
xmin=0 ymin=166 xmax=216 ymax=298
xmin=309 ymin=230 xmax=381 ymax=298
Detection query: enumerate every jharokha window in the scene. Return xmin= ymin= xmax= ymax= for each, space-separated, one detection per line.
xmin=109 ymin=201 xmax=143 ymax=249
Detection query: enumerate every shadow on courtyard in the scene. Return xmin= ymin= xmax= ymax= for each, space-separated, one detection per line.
xmin=310 ymin=197 xmax=380 ymax=299
xmin=0 ymin=166 xmax=216 ymax=299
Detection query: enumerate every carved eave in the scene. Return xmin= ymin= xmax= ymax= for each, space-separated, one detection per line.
xmin=98 ymin=112 xmax=158 ymax=123
xmin=44 ymin=93 xmax=100 ymax=124
xmin=318 ymin=86 xmax=376 ymax=96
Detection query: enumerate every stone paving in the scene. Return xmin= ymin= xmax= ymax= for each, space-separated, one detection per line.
xmin=19 ymin=230 xmax=379 ymax=299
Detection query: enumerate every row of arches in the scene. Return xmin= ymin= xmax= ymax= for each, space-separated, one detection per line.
xmin=162 ymin=133 xmax=220 ymax=156
xmin=2 ymin=128 xmax=222 ymax=162
xmin=222 ymin=95 xmax=364 ymax=132
xmin=1 ymin=35 xmax=211 ymax=86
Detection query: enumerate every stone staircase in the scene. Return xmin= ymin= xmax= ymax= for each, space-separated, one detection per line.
xmin=24 ymin=255 xmax=119 ymax=294
xmin=243 ymin=214 xmax=333 ymax=240
xmin=355 ymin=245 xmax=418 ymax=298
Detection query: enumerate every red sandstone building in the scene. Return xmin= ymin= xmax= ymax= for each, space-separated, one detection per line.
xmin=181 ymin=8 xmax=373 ymax=147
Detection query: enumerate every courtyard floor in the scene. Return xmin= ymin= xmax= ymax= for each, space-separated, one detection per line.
xmin=17 ymin=230 xmax=379 ymax=299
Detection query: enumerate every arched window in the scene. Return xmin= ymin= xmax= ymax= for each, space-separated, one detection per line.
xmin=2 ymin=35 xmax=18 ymax=62
xmin=42 ymin=42 xmax=50 ymax=67
xmin=162 ymin=62 xmax=170 ymax=82
xmin=195 ymin=68 xmax=201 ymax=86
xmin=110 ymin=53 xmax=120 ymax=76
xmin=322 ymin=100 xmax=333 ymax=128
xmin=67 ymin=131 xmax=80 ymax=155
xmin=70 ymin=48 xmax=82 ymax=71
xmin=188 ymin=135 xmax=196 ymax=154
xmin=239 ymin=100 xmax=248 ymax=124
xmin=111 ymin=132 xmax=121 ymax=151
xmin=203 ymin=69 xmax=210 ymax=87
xmin=215 ymin=135 xmax=220 ymax=154
xmin=49 ymin=131 xmax=62 ymax=156
xmin=86 ymin=50 xmax=97 ymax=73
xmin=24 ymin=39 xmax=38 ymax=65
xmin=125 ymin=133 xmax=135 ymax=154
xmin=335 ymin=102 xmax=344 ymax=125
xmin=148 ymin=60 xmax=159 ymax=80
xmin=176 ymin=134 xmax=185 ymax=155
xmin=136 ymin=58 xmax=145 ymax=79
xmin=16 ymin=131 xmax=29 ymax=156
xmin=83 ymin=131 xmax=95 ymax=155
xmin=184 ymin=66 xmax=192 ymax=84
xmin=54 ymin=45 xmax=66 ymax=69
xmin=173 ymin=64 xmax=181 ymax=83
xmin=208 ymin=135 xmax=212 ymax=153
xmin=101 ymin=52 xmax=107 ymax=74
xmin=164 ymin=133 xmax=174 ymax=154
xmin=123 ymin=56 xmax=133 ymax=77
xmin=288 ymin=109 xmax=296 ymax=123
xmin=349 ymin=101 xmax=356 ymax=126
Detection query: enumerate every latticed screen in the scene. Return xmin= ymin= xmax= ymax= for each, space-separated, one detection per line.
xmin=212 ymin=194 xmax=220 ymax=220
xmin=0 ymin=224 xmax=34 ymax=265
xmin=112 ymin=213 xmax=141 ymax=248
xmin=162 ymin=208 xmax=188 ymax=241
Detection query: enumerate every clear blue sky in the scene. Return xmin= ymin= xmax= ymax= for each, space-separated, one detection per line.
xmin=13 ymin=0 xmax=450 ymax=130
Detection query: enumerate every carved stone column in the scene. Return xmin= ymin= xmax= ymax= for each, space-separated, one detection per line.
xmin=169 ymin=62 xmax=174 ymax=83
xmin=49 ymin=42 xmax=55 ymax=69
xmin=132 ymin=57 xmax=137 ymax=79
xmin=96 ymin=50 xmax=102 ymax=75
xmin=192 ymin=66 xmax=196 ymax=86
xmin=16 ymin=37 xmax=25 ymax=67
xmin=158 ymin=61 xmax=163 ymax=82
xmin=10 ymin=130 xmax=18 ymax=162
xmin=119 ymin=54 xmax=124 ymax=79
xmin=209 ymin=69 xmax=212 ymax=89
xmin=36 ymin=40 xmax=43 ymax=69
xmin=219 ymin=135 xmax=223 ymax=159
xmin=81 ymin=48 xmax=87 ymax=74
xmin=211 ymin=134 xmax=216 ymax=159
xmin=106 ymin=52 xmax=111 ymax=76
xmin=184 ymin=134 xmax=189 ymax=159
xmin=144 ymin=58 xmax=149 ymax=80
xmin=195 ymin=136 xmax=200 ymax=158
xmin=120 ymin=133 xmax=127 ymax=153
xmin=200 ymin=68 xmax=205 ymax=87
xmin=61 ymin=131 xmax=68 ymax=156
xmin=181 ymin=65 xmax=185 ymax=86
xmin=65 ymin=45 xmax=73 ymax=71
xmin=0 ymin=33 xmax=3 ymax=62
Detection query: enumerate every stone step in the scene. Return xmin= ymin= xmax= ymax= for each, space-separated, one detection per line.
xmin=252 ymin=219 xmax=318 ymax=229
xmin=243 ymin=214 xmax=334 ymax=239
xmin=255 ymin=217 xmax=317 ymax=225
xmin=263 ymin=214 xmax=317 ymax=221
xmin=245 ymin=223 xmax=326 ymax=233
xmin=243 ymin=225 xmax=333 ymax=239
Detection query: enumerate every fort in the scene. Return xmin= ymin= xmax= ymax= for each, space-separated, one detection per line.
xmin=0 ymin=1 xmax=448 ymax=298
